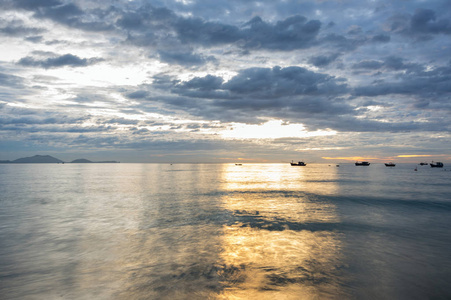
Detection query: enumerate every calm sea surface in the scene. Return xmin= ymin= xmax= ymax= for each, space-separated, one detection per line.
xmin=1 ymin=163 xmax=450 ymax=299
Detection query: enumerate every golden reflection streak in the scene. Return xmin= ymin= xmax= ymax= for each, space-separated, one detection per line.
xmin=217 ymin=164 xmax=347 ymax=299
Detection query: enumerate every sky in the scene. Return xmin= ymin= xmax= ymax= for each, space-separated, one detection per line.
xmin=1 ymin=0 xmax=451 ymax=163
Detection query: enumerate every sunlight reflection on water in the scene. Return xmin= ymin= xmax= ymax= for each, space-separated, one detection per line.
xmin=1 ymin=163 xmax=451 ymax=299
xmin=217 ymin=164 xmax=346 ymax=299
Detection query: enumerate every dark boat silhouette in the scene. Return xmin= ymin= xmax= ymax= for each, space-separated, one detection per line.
xmin=355 ymin=161 xmax=370 ymax=166
xmin=430 ymin=161 xmax=444 ymax=168
xmin=385 ymin=162 xmax=396 ymax=167
xmin=290 ymin=161 xmax=306 ymax=166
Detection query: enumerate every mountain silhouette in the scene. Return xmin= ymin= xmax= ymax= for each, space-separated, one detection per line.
xmin=0 ymin=155 xmax=119 ymax=163
xmin=12 ymin=155 xmax=64 ymax=163
xmin=70 ymin=159 xmax=93 ymax=163
xmin=70 ymin=159 xmax=119 ymax=163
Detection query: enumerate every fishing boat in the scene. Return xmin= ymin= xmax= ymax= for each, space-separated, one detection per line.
xmin=419 ymin=162 xmax=428 ymax=166
xmin=385 ymin=162 xmax=396 ymax=167
xmin=290 ymin=161 xmax=306 ymax=166
xmin=355 ymin=161 xmax=370 ymax=166
xmin=430 ymin=161 xmax=444 ymax=168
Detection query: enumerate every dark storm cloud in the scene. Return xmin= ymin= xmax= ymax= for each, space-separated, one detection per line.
xmin=174 ymin=15 xmax=321 ymax=50
xmin=116 ymin=6 xmax=175 ymax=31
xmin=221 ymin=66 xmax=347 ymax=98
xmin=320 ymin=33 xmax=364 ymax=51
xmin=352 ymin=60 xmax=384 ymax=70
xmin=115 ymin=4 xmax=323 ymax=52
xmin=352 ymin=56 xmax=422 ymax=72
xmin=18 ymin=54 xmax=104 ymax=68
xmin=410 ymin=8 xmax=451 ymax=35
xmin=1 ymin=0 xmax=114 ymax=32
xmin=179 ymin=75 xmax=224 ymax=91
xmin=127 ymin=90 xmax=149 ymax=99
xmin=173 ymin=16 xmax=240 ymax=45
xmin=2 ymin=0 xmax=382 ymax=70
xmin=388 ymin=8 xmax=451 ymax=39
xmin=308 ymin=53 xmax=340 ymax=67
xmin=38 ymin=2 xmax=83 ymax=19
xmin=347 ymin=26 xmax=363 ymax=36
xmin=34 ymin=3 xmax=114 ymax=32
xmin=11 ymin=0 xmax=63 ymax=10
xmin=354 ymin=63 xmax=451 ymax=110
xmin=128 ymin=66 xmax=352 ymax=123
xmin=371 ymin=34 xmax=390 ymax=43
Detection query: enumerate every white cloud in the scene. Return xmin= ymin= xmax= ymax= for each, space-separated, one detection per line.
xmin=219 ymin=120 xmax=336 ymax=139
xmin=1 ymin=0 xmax=450 ymax=162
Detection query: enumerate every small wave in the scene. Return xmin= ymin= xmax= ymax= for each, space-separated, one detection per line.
xmin=329 ymin=195 xmax=451 ymax=212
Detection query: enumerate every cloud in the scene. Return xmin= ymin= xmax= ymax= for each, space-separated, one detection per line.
xmin=157 ymin=50 xmax=215 ymax=66
xmin=174 ymin=15 xmax=322 ymax=51
xmin=24 ymin=36 xmax=43 ymax=43
xmin=12 ymin=0 xmax=63 ymax=10
xmin=0 ymin=20 xmax=45 ymax=37
xmin=17 ymin=53 xmax=104 ymax=68
xmin=116 ymin=5 xmax=323 ymax=53
xmin=221 ymin=66 xmax=347 ymax=98
xmin=323 ymin=117 xmax=449 ymax=133
xmin=388 ymin=8 xmax=451 ymax=39
xmin=320 ymin=33 xmax=364 ymax=51
xmin=178 ymin=75 xmax=224 ymax=91
xmin=371 ymin=34 xmax=390 ymax=43
xmin=126 ymin=90 xmax=149 ymax=99
xmin=354 ymin=63 xmax=451 ymax=110
xmin=352 ymin=60 xmax=384 ymax=70
xmin=2 ymin=0 xmax=451 ymax=161
xmin=6 ymin=1 xmax=114 ymax=32
xmin=116 ymin=6 xmax=175 ymax=31
xmin=410 ymin=8 xmax=451 ymax=35
xmin=0 ymin=72 xmax=24 ymax=89
xmin=352 ymin=56 xmax=423 ymax=72
xmin=0 ymin=104 xmax=88 ymax=125
xmin=308 ymin=53 xmax=340 ymax=67
xmin=128 ymin=66 xmax=353 ymax=125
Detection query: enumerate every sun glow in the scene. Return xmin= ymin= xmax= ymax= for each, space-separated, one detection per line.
xmin=220 ymin=120 xmax=336 ymax=139
xmin=397 ymin=155 xmax=433 ymax=158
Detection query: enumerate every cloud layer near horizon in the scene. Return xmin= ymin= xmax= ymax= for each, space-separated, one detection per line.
xmin=1 ymin=0 xmax=450 ymax=162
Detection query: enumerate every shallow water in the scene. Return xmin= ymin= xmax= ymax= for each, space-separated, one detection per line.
xmin=0 ymin=163 xmax=450 ymax=299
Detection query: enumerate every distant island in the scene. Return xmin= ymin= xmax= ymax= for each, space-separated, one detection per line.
xmin=70 ymin=158 xmax=119 ymax=163
xmin=0 ymin=155 xmax=119 ymax=164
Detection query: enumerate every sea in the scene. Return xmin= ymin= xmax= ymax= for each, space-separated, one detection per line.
xmin=0 ymin=163 xmax=450 ymax=299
